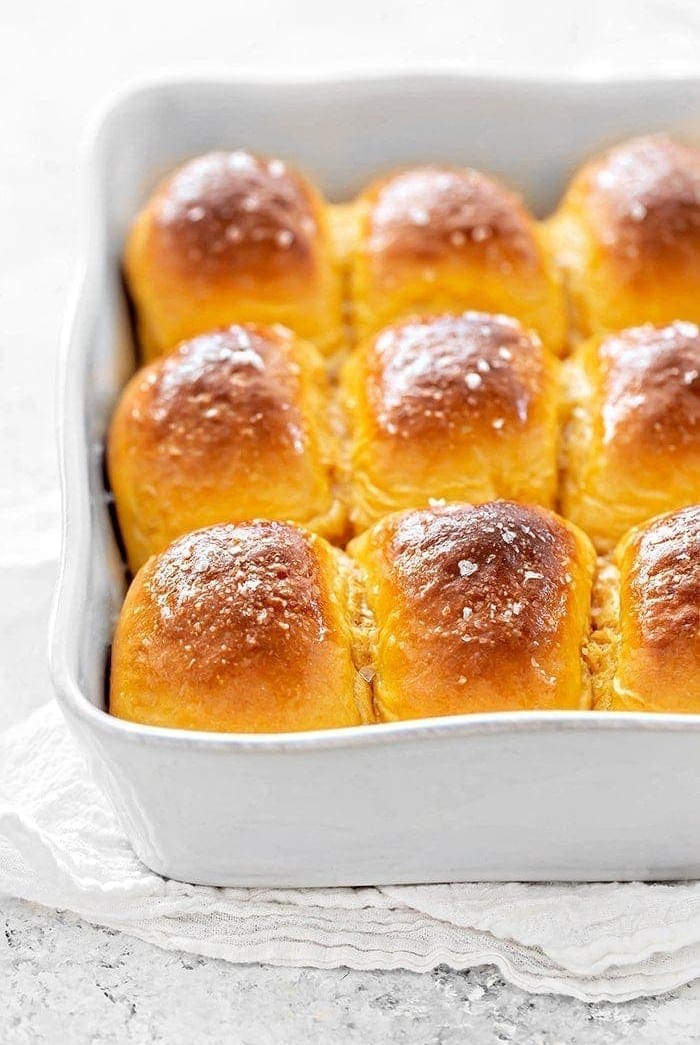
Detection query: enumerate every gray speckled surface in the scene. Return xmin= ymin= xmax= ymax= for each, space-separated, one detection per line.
xmin=3 ymin=3 xmax=700 ymax=1041
xmin=3 ymin=895 xmax=700 ymax=1045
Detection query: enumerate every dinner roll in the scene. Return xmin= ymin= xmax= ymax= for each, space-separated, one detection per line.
xmin=340 ymin=312 xmax=559 ymax=533
xmin=561 ymin=322 xmax=700 ymax=551
xmin=108 ymin=324 xmax=344 ymax=572
xmin=349 ymin=501 xmax=595 ymax=720
xmin=547 ymin=134 xmax=700 ymax=337
xmin=110 ymin=521 xmax=373 ymax=732
xmin=350 ymin=165 xmax=566 ymax=353
xmin=125 ymin=151 xmax=343 ymax=360
xmin=592 ymin=506 xmax=700 ymax=713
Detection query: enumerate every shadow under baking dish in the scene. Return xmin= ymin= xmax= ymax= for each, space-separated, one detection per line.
xmin=49 ymin=73 xmax=700 ymax=885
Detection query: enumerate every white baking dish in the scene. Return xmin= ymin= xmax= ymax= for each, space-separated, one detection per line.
xmin=50 ymin=74 xmax=700 ymax=886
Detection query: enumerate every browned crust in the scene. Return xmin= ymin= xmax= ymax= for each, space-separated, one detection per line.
xmin=364 ymin=312 xmax=546 ymax=439
xmin=149 ymin=151 xmax=322 ymax=282
xmin=117 ymin=324 xmax=309 ymax=474
xmin=136 ymin=522 xmax=335 ymax=688
xmin=599 ymin=322 xmax=700 ymax=453
xmin=582 ymin=135 xmax=700 ymax=264
xmin=384 ymin=501 xmax=577 ymax=666
xmin=365 ymin=166 xmax=540 ymax=269
xmin=623 ymin=505 xmax=700 ymax=649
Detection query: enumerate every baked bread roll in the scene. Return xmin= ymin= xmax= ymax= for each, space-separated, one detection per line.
xmin=350 ymin=165 xmax=566 ymax=354
xmin=108 ymin=324 xmax=344 ymax=572
xmin=547 ymin=134 xmax=700 ymax=338
xmin=125 ymin=151 xmax=343 ymax=360
xmin=561 ymin=321 xmax=700 ymax=551
xmin=340 ymin=312 xmax=559 ymax=533
xmin=592 ymin=506 xmax=700 ymax=713
xmin=110 ymin=521 xmax=373 ymax=732
xmin=349 ymin=501 xmax=595 ymax=720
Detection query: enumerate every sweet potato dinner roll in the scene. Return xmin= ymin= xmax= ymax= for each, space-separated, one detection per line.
xmin=110 ymin=522 xmax=373 ymax=732
xmin=351 ymin=165 xmax=566 ymax=353
xmin=561 ymin=322 xmax=700 ymax=551
xmin=547 ymin=134 xmax=700 ymax=337
xmin=125 ymin=150 xmax=343 ymax=360
xmin=592 ymin=506 xmax=700 ymax=713
xmin=108 ymin=324 xmax=344 ymax=572
xmin=349 ymin=501 xmax=595 ymax=720
xmin=340 ymin=312 xmax=559 ymax=533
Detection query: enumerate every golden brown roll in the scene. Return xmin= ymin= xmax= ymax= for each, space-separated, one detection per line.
xmin=340 ymin=312 xmax=559 ymax=533
xmin=108 ymin=324 xmax=344 ymax=572
xmin=125 ymin=151 xmax=343 ymax=360
xmin=592 ymin=506 xmax=700 ymax=713
xmin=547 ymin=134 xmax=700 ymax=338
xmin=561 ymin=321 xmax=700 ymax=551
xmin=350 ymin=165 xmax=566 ymax=354
xmin=110 ymin=521 xmax=373 ymax=732
xmin=349 ymin=501 xmax=595 ymax=720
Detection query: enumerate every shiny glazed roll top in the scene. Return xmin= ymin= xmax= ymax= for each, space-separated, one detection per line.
xmin=110 ymin=522 xmax=373 ymax=732
xmin=349 ymin=501 xmax=595 ymax=720
xmin=561 ymin=321 xmax=700 ymax=550
xmin=351 ymin=165 xmax=566 ymax=353
xmin=547 ymin=134 xmax=700 ymax=337
xmin=594 ymin=506 xmax=700 ymax=713
xmin=341 ymin=312 xmax=559 ymax=533
xmin=108 ymin=324 xmax=344 ymax=572
xmin=124 ymin=150 xmax=344 ymax=359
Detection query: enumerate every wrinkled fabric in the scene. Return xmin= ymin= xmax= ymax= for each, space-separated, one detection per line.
xmin=1 ymin=703 xmax=699 ymax=1003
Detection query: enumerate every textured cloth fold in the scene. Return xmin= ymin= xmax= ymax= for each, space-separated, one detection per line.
xmin=1 ymin=703 xmax=699 ymax=1002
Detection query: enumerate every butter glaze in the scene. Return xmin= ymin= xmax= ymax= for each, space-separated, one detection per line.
xmin=154 ymin=151 xmax=320 ymax=280
xmin=366 ymin=312 xmax=544 ymax=439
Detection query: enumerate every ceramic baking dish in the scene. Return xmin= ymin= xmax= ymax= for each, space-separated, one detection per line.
xmin=50 ymin=74 xmax=700 ymax=886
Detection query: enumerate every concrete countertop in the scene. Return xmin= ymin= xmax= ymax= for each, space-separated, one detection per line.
xmin=3 ymin=896 xmax=700 ymax=1044
xmin=2 ymin=2 xmax=700 ymax=1041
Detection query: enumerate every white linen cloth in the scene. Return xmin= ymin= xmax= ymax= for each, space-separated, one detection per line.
xmin=2 ymin=703 xmax=700 ymax=1003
